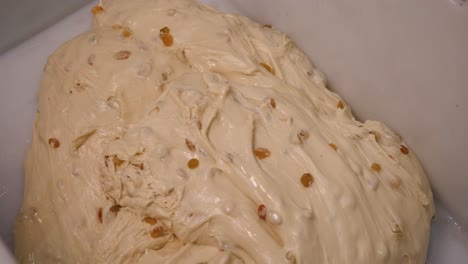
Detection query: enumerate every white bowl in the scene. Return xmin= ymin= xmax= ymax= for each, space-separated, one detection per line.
xmin=1 ymin=0 xmax=467 ymax=263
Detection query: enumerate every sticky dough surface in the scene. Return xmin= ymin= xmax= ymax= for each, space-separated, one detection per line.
xmin=14 ymin=0 xmax=434 ymax=263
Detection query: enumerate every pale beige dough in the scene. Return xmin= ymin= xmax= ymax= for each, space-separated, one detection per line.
xmin=15 ymin=0 xmax=434 ymax=263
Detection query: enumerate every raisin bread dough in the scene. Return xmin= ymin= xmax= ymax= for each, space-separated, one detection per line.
xmin=15 ymin=0 xmax=434 ymax=263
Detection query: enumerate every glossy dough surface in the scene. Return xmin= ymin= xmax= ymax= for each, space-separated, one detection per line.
xmin=15 ymin=0 xmax=434 ymax=263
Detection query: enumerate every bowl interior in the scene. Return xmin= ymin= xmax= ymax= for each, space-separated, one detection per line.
xmin=1 ymin=0 xmax=467 ymax=262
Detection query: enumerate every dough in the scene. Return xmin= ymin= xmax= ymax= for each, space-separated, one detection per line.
xmin=14 ymin=0 xmax=434 ymax=263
